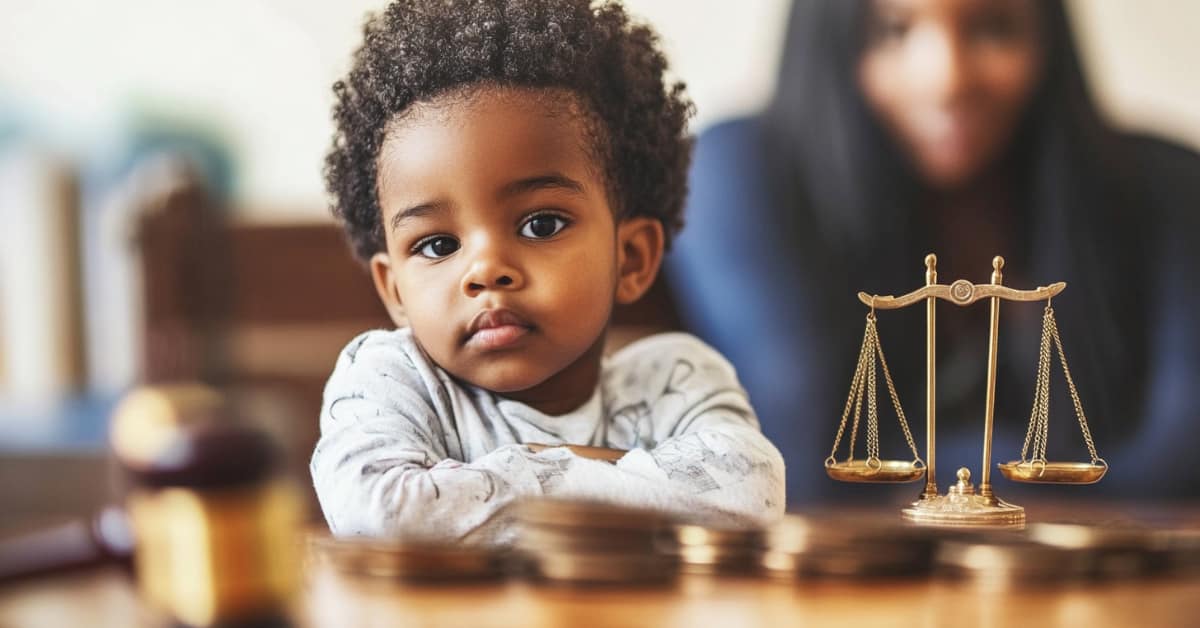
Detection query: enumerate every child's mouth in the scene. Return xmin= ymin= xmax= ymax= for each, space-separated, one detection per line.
xmin=465 ymin=308 xmax=534 ymax=351
xmin=467 ymin=324 xmax=531 ymax=351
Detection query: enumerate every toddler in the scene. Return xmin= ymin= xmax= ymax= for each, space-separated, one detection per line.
xmin=311 ymin=0 xmax=785 ymax=544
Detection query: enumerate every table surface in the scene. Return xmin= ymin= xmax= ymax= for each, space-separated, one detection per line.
xmin=2 ymin=503 xmax=1199 ymax=628
xmin=3 ymin=563 xmax=1198 ymax=628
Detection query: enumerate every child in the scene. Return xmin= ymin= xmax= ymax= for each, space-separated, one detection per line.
xmin=311 ymin=0 xmax=785 ymax=544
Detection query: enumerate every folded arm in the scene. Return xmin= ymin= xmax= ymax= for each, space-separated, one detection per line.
xmin=311 ymin=331 xmax=785 ymax=544
xmin=313 ymin=403 xmax=783 ymax=544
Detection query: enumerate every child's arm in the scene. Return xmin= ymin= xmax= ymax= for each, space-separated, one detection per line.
xmin=311 ymin=407 xmax=573 ymax=544
xmin=479 ymin=335 xmax=786 ymax=530
xmin=309 ymin=332 xmax=550 ymax=544
xmin=311 ymin=331 xmax=784 ymax=544
xmin=615 ymin=409 xmax=785 ymax=527
xmin=590 ymin=332 xmax=787 ymax=527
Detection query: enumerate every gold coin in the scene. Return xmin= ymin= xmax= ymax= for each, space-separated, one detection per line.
xmin=765 ymin=514 xmax=932 ymax=554
xmin=311 ymin=535 xmax=502 ymax=581
xmin=1156 ymin=527 xmax=1200 ymax=575
xmin=936 ymin=538 xmax=1091 ymax=586
xmin=675 ymin=524 xmax=764 ymax=548
xmin=531 ymin=551 xmax=675 ymax=584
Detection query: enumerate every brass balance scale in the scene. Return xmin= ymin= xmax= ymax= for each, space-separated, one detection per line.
xmin=824 ymin=254 xmax=1107 ymax=525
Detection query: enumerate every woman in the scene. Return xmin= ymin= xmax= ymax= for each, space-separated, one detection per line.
xmin=667 ymin=0 xmax=1200 ymax=504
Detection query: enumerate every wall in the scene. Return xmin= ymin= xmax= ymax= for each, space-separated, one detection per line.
xmin=0 ymin=0 xmax=1197 ymax=218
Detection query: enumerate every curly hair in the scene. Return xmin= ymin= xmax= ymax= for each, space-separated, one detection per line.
xmin=325 ymin=0 xmax=694 ymax=262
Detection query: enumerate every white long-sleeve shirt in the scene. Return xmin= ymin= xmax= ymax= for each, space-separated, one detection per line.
xmin=310 ymin=327 xmax=785 ymax=545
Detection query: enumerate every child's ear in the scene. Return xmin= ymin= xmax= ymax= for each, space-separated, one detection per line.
xmin=614 ymin=216 xmax=665 ymax=305
xmin=369 ymin=252 xmax=409 ymax=328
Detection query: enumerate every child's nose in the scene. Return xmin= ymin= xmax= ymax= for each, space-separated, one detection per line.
xmin=461 ymin=253 xmax=524 ymax=297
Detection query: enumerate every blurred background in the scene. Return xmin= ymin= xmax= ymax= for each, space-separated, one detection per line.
xmin=1 ymin=0 xmax=1198 ymax=528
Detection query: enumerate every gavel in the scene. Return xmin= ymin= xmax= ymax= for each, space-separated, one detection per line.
xmin=0 ymin=384 xmax=301 ymax=627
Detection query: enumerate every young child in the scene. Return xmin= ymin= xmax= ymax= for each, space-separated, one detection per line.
xmin=311 ymin=0 xmax=785 ymax=544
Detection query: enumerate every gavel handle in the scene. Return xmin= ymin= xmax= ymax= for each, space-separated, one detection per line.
xmin=0 ymin=506 xmax=133 ymax=584
xmin=526 ymin=443 xmax=628 ymax=463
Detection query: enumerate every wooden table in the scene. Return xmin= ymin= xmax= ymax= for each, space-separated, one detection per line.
xmin=3 ymin=503 xmax=1199 ymax=628
xmin=2 ymin=562 xmax=1197 ymax=628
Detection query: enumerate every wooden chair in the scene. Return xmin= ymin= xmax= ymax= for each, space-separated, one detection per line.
xmin=137 ymin=177 xmax=389 ymax=514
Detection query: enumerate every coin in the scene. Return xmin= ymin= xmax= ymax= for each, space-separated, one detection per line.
xmin=1026 ymin=522 xmax=1166 ymax=579
xmin=936 ymin=536 xmax=1092 ymax=588
xmin=531 ymin=551 xmax=677 ymax=584
xmin=311 ymin=535 xmax=503 ymax=581
xmin=1155 ymin=527 xmax=1200 ymax=576
xmin=668 ymin=524 xmax=764 ymax=575
xmin=512 ymin=498 xmax=676 ymax=585
xmin=761 ymin=515 xmax=934 ymax=579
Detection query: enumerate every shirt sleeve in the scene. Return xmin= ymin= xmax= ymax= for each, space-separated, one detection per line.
xmin=594 ymin=333 xmax=787 ymax=527
xmin=310 ymin=333 xmax=563 ymax=545
xmin=311 ymin=332 xmax=785 ymax=545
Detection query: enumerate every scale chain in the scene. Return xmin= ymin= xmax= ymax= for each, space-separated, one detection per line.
xmin=1036 ymin=343 xmax=1050 ymax=462
xmin=827 ymin=317 xmax=873 ymax=464
xmin=866 ymin=320 xmax=880 ymax=462
xmin=1020 ymin=303 xmax=1102 ymax=466
xmin=1035 ymin=304 xmax=1054 ymax=462
xmin=872 ymin=320 xmax=924 ymax=464
xmin=1048 ymin=306 xmax=1101 ymax=462
xmin=1022 ymin=303 xmax=1053 ymax=462
xmin=847 ymin=321 xmax=871 ymax=461
xmin=827 ymin=312 xmax=925 ymax=468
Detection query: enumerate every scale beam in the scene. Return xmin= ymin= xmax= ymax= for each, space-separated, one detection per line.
xmin=858 ymin=281 xmax=1065 ymax=310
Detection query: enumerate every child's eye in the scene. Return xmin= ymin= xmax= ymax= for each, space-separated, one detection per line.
xmin=520 ymin=214 xmax=569 ymax=239
xmin=414 ymin=235 xmax=460 ymax=259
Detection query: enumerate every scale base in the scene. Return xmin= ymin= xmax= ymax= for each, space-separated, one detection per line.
xmin=901 ymin=467 xmax=1025 ymax=527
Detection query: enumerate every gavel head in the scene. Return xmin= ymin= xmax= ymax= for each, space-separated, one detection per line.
xmin=110 ymin=384 xmax=300 ymax=628
xmin=111 ymin=384 xmax=279 ymax=488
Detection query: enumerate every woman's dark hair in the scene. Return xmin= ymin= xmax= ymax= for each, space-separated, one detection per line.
xmin=325 ymin=0 xmax=694 ymax=262
xmin=764 ymin=0 xmax=1147 ymax=441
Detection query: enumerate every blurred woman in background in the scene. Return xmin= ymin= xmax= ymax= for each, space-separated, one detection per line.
xmin=667 ymin=0 xmax=1200 ymax=504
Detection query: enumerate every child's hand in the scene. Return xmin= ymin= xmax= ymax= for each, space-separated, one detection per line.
xmin=526 ymin=443 xmax=627 ymax=463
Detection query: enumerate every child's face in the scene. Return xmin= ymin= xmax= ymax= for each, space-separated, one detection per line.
xmin=370 ymin=87 xmax=660 ymax=409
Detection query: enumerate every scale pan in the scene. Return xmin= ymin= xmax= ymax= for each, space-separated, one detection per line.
xmin=826 ymin=460 xmax=925 ymax=483
xmin=998 ymin=461 xmax=1107 ymax=484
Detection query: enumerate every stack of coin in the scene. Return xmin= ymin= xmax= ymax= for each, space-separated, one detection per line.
xmin=936 ymin=535 xmax=1093 ymax=588
xmin=1154 ymin=526 xmax=1200 ymax=577
xmin=668 ymin=524 xmax=765 ymax=575
xmin=761 ymin=515 xmax=935 ymax=579
xmin=513 ymin=498 xmax=676 ymax=585
xmin=1025 ymin=522 xmax=1167 ymax=580
xmin=311 ymin=535 xmax=503 ymax=582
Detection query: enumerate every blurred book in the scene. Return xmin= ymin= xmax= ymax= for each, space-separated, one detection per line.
xmin=79 ymin=154 xmax=176 ymax=395
xmin=0 ymin=145 xmax=86 ymax=406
